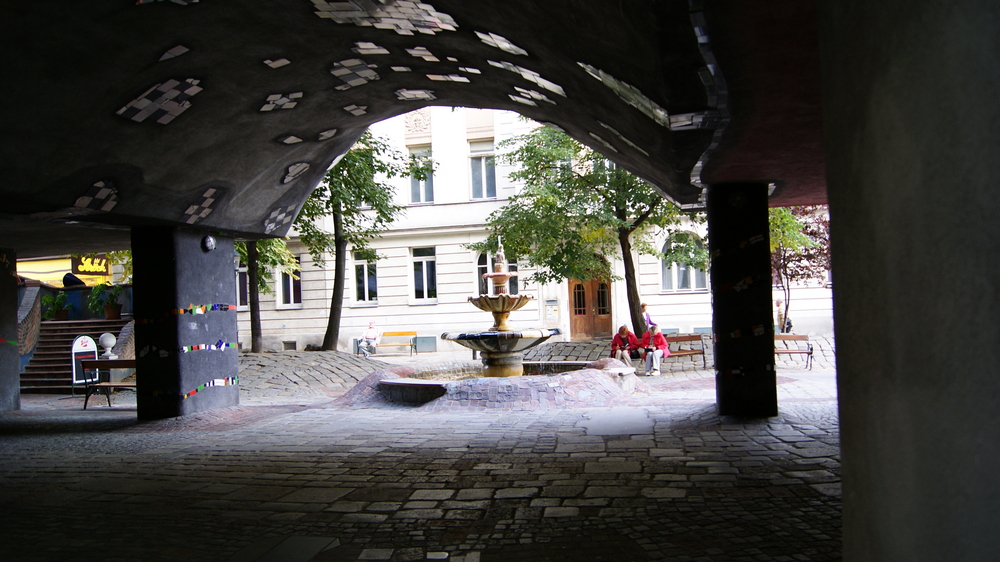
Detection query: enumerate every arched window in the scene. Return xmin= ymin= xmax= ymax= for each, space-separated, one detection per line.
xmin=477 ymin=253 xmax=518 ymax=295
xmin=661 ymin=238 xmax=708 ymax=292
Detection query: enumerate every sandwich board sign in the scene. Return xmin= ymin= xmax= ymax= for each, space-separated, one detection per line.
xmin=72 ymin=335 xmax=99 ymax=385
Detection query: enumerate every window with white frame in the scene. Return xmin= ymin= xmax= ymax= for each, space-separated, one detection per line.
xmin=354 ymin=252 xmax=377 ymax=304
xmin=409 ymin=146 xmax=433 ymax=204
xmin=470 ymin=140 xmax=496 ymax=199
xmin=235 ymin=266 xmax=249 ymax=311
xmin=412 ymin=247 xmax=437 ymax=301
xmin=661 ymin=240 xmax=708 ymax=291
xmin=477 ymin=253 xmax=518 ymax=295
xmin=276 ymin=256 xmax=302 ymax=308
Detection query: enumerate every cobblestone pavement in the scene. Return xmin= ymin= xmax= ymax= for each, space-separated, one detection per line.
xmin=1 ymin=340 xmax=840 ymax=562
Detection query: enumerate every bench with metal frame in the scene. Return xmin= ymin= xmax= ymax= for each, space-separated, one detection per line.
xmin=774 ymin=334 xmax=814 ymax=369
xmin=358 ymin=331 xmax=419 ymax=356
xmin=80 ymin=359 xmax=136 ymax=409
xmin=663 ymin=334 xmax=707 ymax=369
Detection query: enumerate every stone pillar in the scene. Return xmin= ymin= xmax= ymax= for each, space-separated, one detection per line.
xmin=820 ymin=1 xmax=1000 ymax=559
xmin=131 ymin=227 xmax=239 ymax=420
xmin=0 ymin=249 xmax=19 ymax=412
xmin=707 ymin=184 xmax=776 ymax=417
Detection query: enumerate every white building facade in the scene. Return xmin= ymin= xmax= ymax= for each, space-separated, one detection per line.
xmin=236 ymin=107 xmax=833 ymax=352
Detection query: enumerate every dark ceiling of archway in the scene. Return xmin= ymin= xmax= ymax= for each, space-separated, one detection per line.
xmin=0 ymin=0 xmax=826 ymax=258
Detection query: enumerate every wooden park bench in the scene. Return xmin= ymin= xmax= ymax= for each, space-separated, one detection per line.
xmin=80 ymin=359 xmax=137 ymax=409
xmin=375 ymin=331 xmax=418 ymax=356
xmin=663 ymin=334 xmax=707 ymax=369
xmin=774 ymin=334 xmax=814 ymax=369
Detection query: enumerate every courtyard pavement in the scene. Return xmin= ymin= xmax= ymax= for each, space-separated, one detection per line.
xmin=0 ymin=338 xmax=839 ymax=561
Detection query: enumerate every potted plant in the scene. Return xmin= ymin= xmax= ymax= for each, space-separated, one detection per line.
xmin=88 ymin=283 xmax=124 ymax=319
xmin=41 ymin=291 xmax=73 ymax=321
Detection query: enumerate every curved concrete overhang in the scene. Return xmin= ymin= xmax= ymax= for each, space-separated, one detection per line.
xmin=0 ymin=0 xmax=825 ymax=258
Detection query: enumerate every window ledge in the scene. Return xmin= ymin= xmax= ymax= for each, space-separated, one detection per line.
xmin=409 ymin=299 xmax=438 ymax=306
xmin=351 ymin=301 xmax=379 ymax=308
xmin=275 ymin=304 xmax=303 ymax=310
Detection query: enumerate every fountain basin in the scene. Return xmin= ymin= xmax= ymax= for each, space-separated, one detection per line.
xmin=441 ymin=328 xmax=561 ymax=377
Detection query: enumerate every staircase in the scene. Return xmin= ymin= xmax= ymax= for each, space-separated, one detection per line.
xmin=20 ymin=319 xmax=130 ymax=394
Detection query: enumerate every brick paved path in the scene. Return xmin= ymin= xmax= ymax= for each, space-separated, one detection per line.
xmin=1 ymin=344 xmax=839 ymax=561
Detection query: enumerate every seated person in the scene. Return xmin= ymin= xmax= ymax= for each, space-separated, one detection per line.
xmin=610 ymin=325 xmax=641 ymax=363
xmin=358 ymin=321 xmax=380 ymax=357
xmin=639 ymin=325 xmax=670 ymax=376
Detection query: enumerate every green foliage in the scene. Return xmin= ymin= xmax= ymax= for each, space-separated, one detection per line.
xmin=467 ymin=125 xmax=704 ymax=284
xmin=769 ymin=205 xmax=831 ymax=330
xmin=72 ymin=251 xmax=133 ymax=283
xmin=41 ymin=292 xmax=72 ymax=320
xmin=294 ymin=130 xmax=423 ymax=266
xmin=87 ymin=283 xmax=124 ymax=315
xmin=235 ymin=238 xmax=300 ymax=295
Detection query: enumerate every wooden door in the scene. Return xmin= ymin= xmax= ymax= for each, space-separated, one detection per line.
xmin=569 ymin=279 xmax=613 ymax=340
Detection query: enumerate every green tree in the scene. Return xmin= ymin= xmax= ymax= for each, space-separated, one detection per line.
xmin=469 ymin=125 xmax=705 ymax=336
xmin=294 ymin=130 xmax=431 ymax=350
xmin=235 ymin=238 xmax=300 ymax=352
xmin=768 ymin=205 xmax=830 ymax=332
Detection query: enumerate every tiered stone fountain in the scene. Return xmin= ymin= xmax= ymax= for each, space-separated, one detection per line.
xmin=441 ymin=240 xmax=560 ymax=377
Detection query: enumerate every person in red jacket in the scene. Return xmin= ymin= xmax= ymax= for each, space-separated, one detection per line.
xmin=639 ymin=324 xmax=670 ymax=376
xmin=610 ymin=325 xmax=640 ymax=363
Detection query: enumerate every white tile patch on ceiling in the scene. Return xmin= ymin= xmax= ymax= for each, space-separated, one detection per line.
xmin=311 ymin=1 xmax=458 ymax=36
xmin=396 ymin=89 xmax=436 ymax=101
xmin=343 ymin=104 xmax=368 ymax=116
xmin=427 ymin=74 xmax=470 ymax=83
xmin=183 ymin=188 xmax=218 ymax=225
xmin=353 ymin=41 xmax=390 ymax=55
xmin=598 ymin=121 xmax=650 ymax=157
xmin=330 ymin=59 xmax=380 ymax=90
xmin=391 ymin=66 xmax=412 ymax=72
xmin=488 ymin=60 xmax=566 ymax=97
xmin=279 ymin=135 xmax=304 ymax=144
xmin=318 ymin=128 xmax=338 ymax=140
xmin=159 ymin=45 xmax=189 ymax=62
xmin=406 ymin=46 xmax=439 ymax=62
xmin=459 ymin=67 xmax=481 ymax=74
xmin=260 ymin=92 xmax=303 ymax=111
xmin=283 ymin=163 xmax=310 ymax=184
xmin=264 ymin=58 xmax=291 ymax=68
xmin=74 ymin=181 xmax=118 ymax=212
xmin=264 ymin=204 xmax=297 ymax=234
xmin=116 ymin=78 xmax=202 ymax=125
xmin=476 ymin=31 xmax=528 ymax=56
xmin=578 ymin=62 xmax=670 ymax=128
xmin=514 ymin=86 xmax=555 ymax=104
xmin=589 ymin=132 xmax=619 ymax=153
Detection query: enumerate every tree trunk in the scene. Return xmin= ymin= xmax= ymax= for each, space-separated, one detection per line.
xmin=247 ymin=241 xmax=263 ymax=353
xmin=618 ymin=229 xmax=646 ymax=335
xmin=322 ymin=206 xmax=347 ymax=350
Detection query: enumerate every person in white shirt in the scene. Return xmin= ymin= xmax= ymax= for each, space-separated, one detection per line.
xmin=359 ymin=321 xmax=380 ymax=357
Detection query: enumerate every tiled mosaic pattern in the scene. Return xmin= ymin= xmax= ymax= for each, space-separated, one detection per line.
xmin=476 ymin=31 xmax=528 ymax=56
xmin=343 ymin=104 xmax=367 ymax=116
xmin=311 ymin=0 xmax=457 ymax=36
xmin=427 ymin=74 xmax=469 ymax=83
xmin=264 ymin=204 xmax=297 ymax=234
xmin=279 ymin=135 xmax=303 ymax=144
xmin=589 ymin=132 xmax=618 ymax=153
xmin=260 ymin=92 xmax=303 ymax=111
xmin=686 ymin=9 xmax=731 ymax=201
xmin=488 ymin=60 xmax=565 ymax=97
xmin=318 ymin=128 xmax=338 ymax=140
xmin=331 ymin=59 xmax=380 ymax=90
xmin=264 ymin=58 xmax=291 ymax=69
xmin=353 ymin=41 xmax=389 ymax=55
xmin=183 ymin=188 xmax=218 ymax=225
xmin=395 ymin=88 xmax=436 ymax=101
xmin=116 ymin=79 xmax=202 ymax=125
xmin=406 ymin=46 xmax=439 ymax=62
xmin=283 ymin=163 xmax=310 ymax=184
xmin=578 ymin=62 xmax=669 ymax=128
xmin=599 ymin=121 xmax=650 ymax=157
xmin=513 ymin=86 xmax=555 ymax=105
xmin=74 ymin=181 xmax=119 ymax=212
xmin=159 ymin=45 xmax=189 ymax=61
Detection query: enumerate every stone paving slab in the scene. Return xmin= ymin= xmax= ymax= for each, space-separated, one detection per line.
xmin=2 ymin=346 xmax=840 ymax=561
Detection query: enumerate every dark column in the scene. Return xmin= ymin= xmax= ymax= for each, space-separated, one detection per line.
xmin=0 ymin=249 xmax=19 ymax=412
xmin=131 ymin=227 xmax=238 ymax=420
xmin=707 ymin=184 xmax=776 ymax=417
xmin=821 ymin=2 xmax=1000 ymax=559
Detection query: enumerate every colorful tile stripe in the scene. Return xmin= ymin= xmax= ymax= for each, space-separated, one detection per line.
xmin=0 ymin=337 xmax=17 ymax=346
xmin=173 ymin=303 xmax=237 ymax=315
xmin=180 ymin=340 xmax=236 ymax=353
xmin=181 ymin=376 xmax=239 ymax=399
